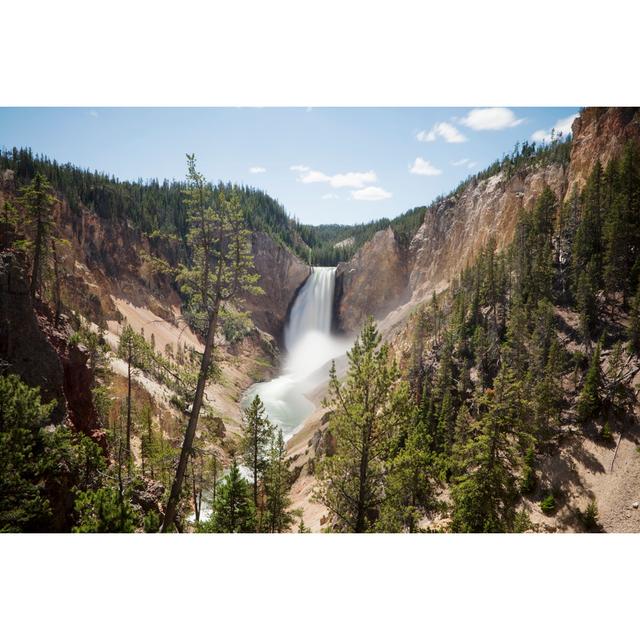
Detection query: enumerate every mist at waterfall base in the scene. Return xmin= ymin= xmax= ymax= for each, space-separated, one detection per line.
xmin=246 ymin=267 xmax=352 ymax=440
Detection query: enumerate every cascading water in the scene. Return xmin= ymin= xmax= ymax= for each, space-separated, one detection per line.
xmin=245 ymin=266 xmax=350 ymax=439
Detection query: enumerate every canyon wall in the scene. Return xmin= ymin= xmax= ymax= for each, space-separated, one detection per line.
xmin=334 ymin=107 xmax=640 ymax=336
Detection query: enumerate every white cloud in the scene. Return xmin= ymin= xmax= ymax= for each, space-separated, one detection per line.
xmin=351 ymin=186 xmax=392 ymax=201
xmin=291 ymin=165 xmax=377 ymax=189
xmin=249 ymin=166 xmax=266 ymax=174
xmin=460 ymin=107 xmax=524 ymax=131
xmin=417 ymin=122 xmax=467 ymax=143
xmin=89 ymin=110 xmax=98 ymax=118
xmin=409 ymin=157 xmax=442 ymax=176
xmin=531 ymin=113 xmax=579 ymax=143
xmin=322 ymin=193 xmax=339 ymax=200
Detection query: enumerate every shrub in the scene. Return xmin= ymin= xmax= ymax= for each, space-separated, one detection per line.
xmin=221 ymin=310 xmax=253 ymax=345
xmin=601 ymin=421 xmax=613 ymax=442
xmin=73 ymin=487 xmax=138 ymax=533
xmin=580 ymin=500 xmax=600 ymax=532
xmin=540 ymin=493 xmax=556 ymax=514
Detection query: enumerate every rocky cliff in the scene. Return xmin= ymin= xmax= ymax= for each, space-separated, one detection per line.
xmin=0 ymin=252 xmax=105 ymax=447
xmin=244 ymin=231 xmax=311 ymax=339
xmin=334 ymin=227 xmax=408 ymax=333
xmin=334 ymin=107 xmax=640 ymax=337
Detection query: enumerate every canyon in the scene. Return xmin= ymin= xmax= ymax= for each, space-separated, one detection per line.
xmin=2 ymin=106 xmax=640 ymax=532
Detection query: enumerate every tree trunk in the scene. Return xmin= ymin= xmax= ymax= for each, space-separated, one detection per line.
xmin=51 ymin=238 xmax=62 ymax=326
xmin=126 ymin=347 xmax=132 ymax=472
xmin=161 ymin=297 xmax=220 ymax=532
xmin=355 ymin=424 xmax=371 ymax=533
xmin=30 ymin=212 xmax=44 ymax=299
xmin=191 ymin=456 xmax=200 ymax=523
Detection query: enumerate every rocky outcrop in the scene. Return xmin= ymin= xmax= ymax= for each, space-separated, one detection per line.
xmin=243 ymin=231 xmax=311 ymax=339
xmin=0 ymin=251 xmax=105 ymax=447
xmin=566 ymin=107 xmax=640 ymax=198
xmin=407 ymin=163 xmax=566 ymax=303
xmin=334 ymin=227 xmax=408 ymax=333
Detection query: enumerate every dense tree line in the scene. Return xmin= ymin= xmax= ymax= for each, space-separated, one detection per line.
xmin=315 ymin=141 xmax=640 ymax=532
xmin=2 ymin=136 xmax=573 ymax=269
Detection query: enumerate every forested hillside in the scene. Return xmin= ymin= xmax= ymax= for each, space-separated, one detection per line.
xmin=307 ymin=138 xmax=640 ymax=532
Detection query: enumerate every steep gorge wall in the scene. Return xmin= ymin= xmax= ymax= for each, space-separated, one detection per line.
xmin=0 ymin=175 xmax=310 ymax=341
xmin=334 ymin=107 xmax=640 ymax=336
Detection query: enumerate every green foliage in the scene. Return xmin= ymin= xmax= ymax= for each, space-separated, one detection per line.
xmin=579 ymin=500 xmax=600 ymax=532
xmin=73 ymin=486 xmax=137 ymax=533
xmin=576 ymin=340 xmax=602 ymax=423
xmin=17 ymin=172 xmax=58 ymax=298
xmin=314 ymin=317 xmax=417 ymax=532
xmin=262 ymin=429 xmax=295 ymax=532
xmin=0 ymin=374 xmax=105 ymax=532
xmin=376 ymin=422 xmax=436 ymax=532
xmin=540 ymin=493 xmax=556 ymax=514
xmin=0 ymin=374 xmax=57 ymax=531
xmin=628 ymin=282 xmax=640 ymax=354
xmin=221 ymin=308 xmax=254 ymax=345
xmin=199 ymin=461 xmax=256 ymax=533
xmin=239 ymin=394 xmax=274 ymax=515
xmin=450 ymin=366 xmax=532 ymax=532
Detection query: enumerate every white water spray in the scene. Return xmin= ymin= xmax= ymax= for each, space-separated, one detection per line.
xmin=245 ymin=267 xmax=350 ymax=439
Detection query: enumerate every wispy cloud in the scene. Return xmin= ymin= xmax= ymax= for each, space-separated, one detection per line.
xmin=249 ymin=166 xmax=266 ymax=174
xmin=452 ymin=158 xmax=477 ymax=169
xmin=89 ymin=110 xmax=99 ymax=118
xmin=531 ymin=113 xmax=579 ymax=143
xmin=291 ymin=165 xmax=377 ymax=189
xmin=460 ymin=107 xmax=524 ymax=131
xmin=351 ymin=186 xmax=392 ymax=201
xmin=417 ymin=122 xmax=467 ymax=143
xmin=322 ymin=193 xmax=339 ymax=200
xmin=409 ymin=157 xmax=442 ymax=176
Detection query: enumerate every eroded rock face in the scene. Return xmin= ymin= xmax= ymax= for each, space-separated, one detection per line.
xmin=0 ymin=251 xmax=104 ymax=447
xmin=0 ymin=251 xmax=65 ymax=420
xmin=566 ymin=107 xmax=640 ymax=198
xmin=334 ymin=227 xmax=408 ymax=334
xmin=243 ymin=231 xmax=311 ymax=339
xmin=408 ymin=164 xmax=567 ymax=303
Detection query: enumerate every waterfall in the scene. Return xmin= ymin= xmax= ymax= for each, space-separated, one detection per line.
xmin=284 ymin=267 xmax=336 ymax=351
xmin=244 ymin=266 xmax=350 ymax=439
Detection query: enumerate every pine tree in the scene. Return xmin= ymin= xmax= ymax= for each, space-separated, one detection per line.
xmin=73 ymin=486 xmax=137 ymax=533
xmin=377 ymin=421 xmax=436 ymax=532
xmin=203 ymin=461 xmax=256 ymax=533
xmin=313 ymin=317 xmax=413 ymax=532
xmin=116 ymin=323 xmax=149 ymax=468
xmin=450 ymin=365 xmax=532 ymax=532
xmin=576 ymin=259 xmax=599 ymax=343
xmin=240 ymin=394 xmax=274 ymax=517
xmin=17 ymin=172 xmax=57 ymax=299
xmin=628 ymin=281 xmax=640 ymax=355
xmin=263 ymin=429 xmax=294 ymax=533
xmin=162 ymin=155 xmax=262 ymax=532
xmin=576 ymin=338 xmax=602 ymax=423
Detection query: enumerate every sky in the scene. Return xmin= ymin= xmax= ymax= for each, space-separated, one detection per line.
xmin=0 ymin=107 xmax=580 ymax=226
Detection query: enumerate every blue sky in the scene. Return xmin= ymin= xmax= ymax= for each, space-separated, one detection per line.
xmin=0 ymin=107 xmax=579 ymax=226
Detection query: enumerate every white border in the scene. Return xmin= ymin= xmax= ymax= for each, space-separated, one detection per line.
xmin=1 ymin=1 xmax=639 ymax=637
